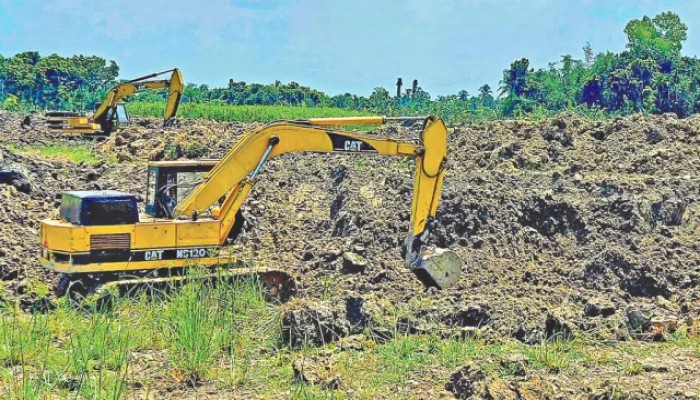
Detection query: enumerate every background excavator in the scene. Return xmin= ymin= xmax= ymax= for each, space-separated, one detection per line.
xmin=39 ymin=116 xmax=462 ymax=299
xmin=44 ymin=68 xmax=184 ymax=136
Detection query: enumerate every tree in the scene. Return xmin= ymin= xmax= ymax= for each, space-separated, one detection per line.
xmin=369 ymin=87 xmax=390 ymax=110
xmin=500 ymin=58 xmax=530 ymax=98
xmin=583 ymin=42 xmax=594 ymax=67
xmin=478 ymin=84 xmax=494 ymax=108
xmin=652 ymin=12 xmax=688 ymax=53
xmin=0 ymin=51 xmax=119 ymax=110
xmin=624 ymin=12 xmax=687 ymax=58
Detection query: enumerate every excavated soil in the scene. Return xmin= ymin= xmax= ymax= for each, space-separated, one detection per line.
xmin=1 ymin=111 xmax=700 ymax=398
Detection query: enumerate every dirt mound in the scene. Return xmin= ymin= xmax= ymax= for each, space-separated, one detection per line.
xmin=1 ymin=111 xmax=700 ymax=395
xmin=519 ymin=195 xmax=587 ymax=239
xmin=97 ymin=118 xmax=259 ymax=162
xmin=583 ymin=249 xmax=671 ymax=298
xmin=446 ymin=363 xmax=485 ymax=399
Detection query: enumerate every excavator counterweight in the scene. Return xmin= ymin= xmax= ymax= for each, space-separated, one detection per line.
xmin=39 ymin=116 xmax=462 ymax=300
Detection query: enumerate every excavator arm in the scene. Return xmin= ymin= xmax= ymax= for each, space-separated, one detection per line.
xmin=173 ymin=116 xmax=462 ymax=288
xmin=93 ymin=68 xmax=184 ymax=125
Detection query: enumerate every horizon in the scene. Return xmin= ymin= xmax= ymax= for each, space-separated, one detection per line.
xmin=2 ymin=0 xmax=700 ymax=97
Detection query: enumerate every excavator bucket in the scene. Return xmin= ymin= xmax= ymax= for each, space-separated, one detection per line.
xmin=411 ymin=247 xmax=462 ymax=289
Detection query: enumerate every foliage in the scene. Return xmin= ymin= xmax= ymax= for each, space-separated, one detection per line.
xmin=6 ymin=143 xmax=107 ymax=164
xmin=2 ymin=94 xmax=20 ymax=111
xmin=0 ymin=276 xmax=279 ymax=397
xmin=2 ymin=292 xmax=698 ymax=398
xmin=498 ymin=11 xmax=698 ymax=118
xmin=0 ymin=52 xmax=118 ymax=111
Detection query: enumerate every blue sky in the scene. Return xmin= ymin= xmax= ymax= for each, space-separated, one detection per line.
xmin=1 ymin=0 xmax=699 ymax=96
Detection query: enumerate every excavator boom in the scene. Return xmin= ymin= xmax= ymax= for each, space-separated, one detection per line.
xmin=93 ymin=68 xmax=183 ymax=125
xmin=174 ymin=115 xmax=460 ymax=287
xmin=175 ymin=116 xmax=443 ymax=245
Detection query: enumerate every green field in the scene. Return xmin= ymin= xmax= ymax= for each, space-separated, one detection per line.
xmin=128 ymin=102 xmax=367 ymax=123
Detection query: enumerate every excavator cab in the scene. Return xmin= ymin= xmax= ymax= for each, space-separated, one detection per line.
xmin=103 ymin=103 xmax=131 ymax=134
xmin=145 ymin=160 xmax=219 ymax=218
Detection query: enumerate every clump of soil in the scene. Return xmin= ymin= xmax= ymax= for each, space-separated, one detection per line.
xmin=281 ymin=300 xmax=351 ymax=349
xmin=446 ymin=363 xmax=485 ymax=399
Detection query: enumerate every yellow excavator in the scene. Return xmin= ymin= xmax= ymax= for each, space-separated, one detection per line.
xmin=45 ymin=68 xmax=184 ymax=136
xmin=39 ymin=116 xmax=462 ymax=299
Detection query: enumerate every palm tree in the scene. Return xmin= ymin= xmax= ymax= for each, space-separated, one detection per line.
xmin=478 ymin=84 xmax=494 ymax=108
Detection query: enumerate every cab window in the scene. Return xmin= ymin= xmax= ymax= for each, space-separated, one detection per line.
xmin=145 ymin=167 xmax=157 ymax=216
xmin=115 ymin=104 xmax=129 ymax=127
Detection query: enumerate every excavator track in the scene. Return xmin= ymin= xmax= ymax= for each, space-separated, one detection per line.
xmin=57 ymin=267 xmax=296 ymax=306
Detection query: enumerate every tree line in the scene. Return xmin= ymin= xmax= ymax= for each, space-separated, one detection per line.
xmin=1 ymin=12 xmax=698 ymax=121
xmin=0 ymin=52 xmax=118 ymax=111
xmin=499 ymin=12 xmax=699 ymax=117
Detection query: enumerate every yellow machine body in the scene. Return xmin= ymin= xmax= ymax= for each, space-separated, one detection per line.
xmin=39 ymin=116 xmax=460 ymax=288
xmin=40 ymin=217 xmax=232 ymax=274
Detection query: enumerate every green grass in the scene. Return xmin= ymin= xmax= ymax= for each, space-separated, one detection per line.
xmin=6 ymin=143 xmax=107 ymax=164
xmin=2 ymin=277 xmax=699 ymax=398
xmin=666 ymin=330 xmax=700 ymax=357
xmin=0 ymin=275 xmax=279 ymax=398
xmin=128 ymin=102 xmax=366 ymax=123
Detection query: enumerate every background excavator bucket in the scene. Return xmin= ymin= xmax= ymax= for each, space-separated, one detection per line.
xmin=164 ymin=69 xmax=184 ymax=123
xmin=411 ymin=247 xmax=462 ymax=289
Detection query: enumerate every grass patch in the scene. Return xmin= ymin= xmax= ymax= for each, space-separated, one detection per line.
xmin=667 ymin=329 xmax=700 ymax=357
xmin=6 ymin=143 xmax=106 ymax=164
xmin=523 ymin=338 xmax=590 ymax=372
xmin=1 ymin=280 xmax=698 ymax=398
xmin=0 ymin=275 xmax=278 ymax=398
